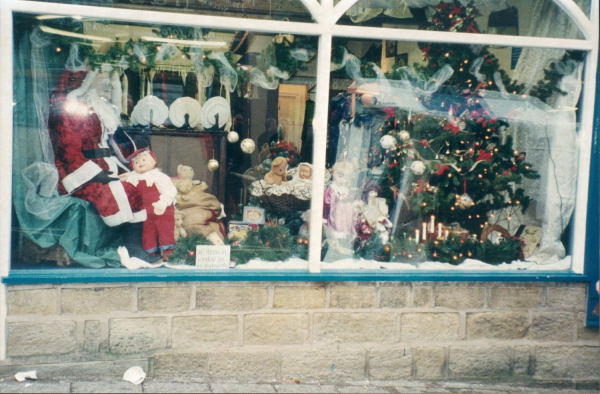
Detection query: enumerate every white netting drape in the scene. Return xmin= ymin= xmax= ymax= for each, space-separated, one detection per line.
xmin=331 ymin=47 xmax=362 ymax=80
xmin=30 ymin=27 xmax=54 ymax=165
xmin=22 ymin=162 xmax=64 ymax=221
xmin=504 ymin=0 xmax=587 ymax=263
xmin=346 ymin=0 xmax=510 ymax=23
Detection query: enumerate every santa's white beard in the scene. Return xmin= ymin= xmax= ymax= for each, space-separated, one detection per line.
xmin=84 ymin=89 xmax=120 ymax=134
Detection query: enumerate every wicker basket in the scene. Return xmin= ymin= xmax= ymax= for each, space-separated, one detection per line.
xmin=246 ymin=167 xmax=330 ymax=213
xmin=258 ymin=193 xmax=311 ymax=213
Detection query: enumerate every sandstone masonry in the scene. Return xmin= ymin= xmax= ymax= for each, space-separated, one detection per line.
xmin=1 ymin=282 xmax=598 ymax=389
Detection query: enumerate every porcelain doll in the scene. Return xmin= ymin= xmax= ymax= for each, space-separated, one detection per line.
xmin=120 ymin=149 xmax=178 ymax=259
xmin=323 ymin=161 xmax=355 ymax=239
xmin=291 ymin=162 xmax=313 ymax=186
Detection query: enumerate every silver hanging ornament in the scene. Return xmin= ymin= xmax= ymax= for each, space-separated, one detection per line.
xmin=456 ymin=193 xmax=474 ymax=209
xmin=380 ymin=135 xmax=396 ymax=150
xmin=227 ymin=131 xmax=240 ymax=143
xmin=241 ymin=138 xmax=256 ymax=154
xmin=207 ymin=159 xmax=219 ymax=172
xmin=458 ymin=119 xmax=467 ymax=130
xmin=410 ymin=160 xmax=426 ymax=176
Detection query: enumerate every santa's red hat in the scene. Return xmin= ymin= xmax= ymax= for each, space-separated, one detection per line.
xmin=127 ymin=148 xmax=156 ymax=168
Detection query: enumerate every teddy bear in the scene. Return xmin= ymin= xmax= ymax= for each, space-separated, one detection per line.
xmin=263 ymin=156 xmax=288 ymax=185
xmin=172 ymin=165 xmax=202 ymax=192
xmin=172 ymin=165 xmax=225 ymax=241
xmin=174 ymin=209 xmax=187 ymax=240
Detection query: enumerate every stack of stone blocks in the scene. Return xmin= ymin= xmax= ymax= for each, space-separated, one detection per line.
xmin=2 ymin=282 xmax=599 ymax=389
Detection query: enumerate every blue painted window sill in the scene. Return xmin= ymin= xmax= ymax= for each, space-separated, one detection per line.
xmin=2 ymin=268 xmax=592 ymax=285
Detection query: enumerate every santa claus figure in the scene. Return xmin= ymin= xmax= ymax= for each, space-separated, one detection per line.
xmin=49 ymin=67 xmax=157 ymax=263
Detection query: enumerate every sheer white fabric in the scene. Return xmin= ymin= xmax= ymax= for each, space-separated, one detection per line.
xmin=331 ymin=48 xmax=362 ymax=81
xmin=30 ymin=27 xmax=54 ymax=165
xmin=22 ymin=162 xmax=65 ymax=221
xmin=290 ymin=48 xmax=315 ymax=62
xmin=247 ymin=66 xmax=290 ymax=90
xmin=529 ymin=62 xmax=583 ymax=263
xmin=507 ymin=0 xmax=587 ymax=263
xmin=208 ymin=52 xmax=238 ymax=93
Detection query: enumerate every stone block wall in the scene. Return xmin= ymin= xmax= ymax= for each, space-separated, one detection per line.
xmin=1 ymin=281 xmax=598 ymax=389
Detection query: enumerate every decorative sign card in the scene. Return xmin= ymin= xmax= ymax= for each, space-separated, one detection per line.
xmin=195 ymin=245 xmax=230 ymax=269
xmin=243 ymin=206 xmax=266 ymax=224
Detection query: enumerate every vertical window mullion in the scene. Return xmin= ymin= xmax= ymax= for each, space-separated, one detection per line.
xmin=308 ymin=30 xmax=333 ymax=273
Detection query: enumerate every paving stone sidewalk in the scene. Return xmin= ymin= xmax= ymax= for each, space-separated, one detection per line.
xmin=0 ymin=379 xmax=598 ymax=393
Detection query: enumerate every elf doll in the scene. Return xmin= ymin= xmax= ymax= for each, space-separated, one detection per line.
xmin=121 ymin=148 xmax=178 ymax=259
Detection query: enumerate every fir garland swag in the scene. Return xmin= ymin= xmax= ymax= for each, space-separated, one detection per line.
xmin=41 ymin=19 xmax=314 ymax=87
xmin=168 ymin=225 xmax=308 ymax=266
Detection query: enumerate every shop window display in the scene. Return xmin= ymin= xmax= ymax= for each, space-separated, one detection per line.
xmin=11 ymin=14 xmax=317 ymax=269
xmin=322 ymin=1 xmax=586 ymax=270
xmin=6 ymin=0 xmax=595 ymax=273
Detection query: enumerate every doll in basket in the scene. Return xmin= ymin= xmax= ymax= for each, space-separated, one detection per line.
xmin=290 ymin=162 xmax=313 ymax=186
xmin=120 ymin=148 xmax=178 ymax=260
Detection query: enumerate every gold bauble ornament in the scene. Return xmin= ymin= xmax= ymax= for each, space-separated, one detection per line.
xmin=399 ymin=130 xmax=411 ymax=142
xmin=207 ymin=159 xmax=219 ymax=172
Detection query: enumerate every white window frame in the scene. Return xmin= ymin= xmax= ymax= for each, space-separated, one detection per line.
xmin=0 ymin=0 xmax=598 ymax=357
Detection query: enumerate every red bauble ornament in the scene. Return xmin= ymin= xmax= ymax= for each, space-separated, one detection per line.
xmin=189 ymin=251 xmax=195 ymax=257
xmin=401 ymin=251 xmax=407 ymax=256
xmin=265 ymin=241 xmax=270 ymax=247
xmin=420 ymin=139 xmax=429 ymax=147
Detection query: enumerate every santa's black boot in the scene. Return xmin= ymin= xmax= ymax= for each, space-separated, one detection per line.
xmin=121 ymin=222 xmax=162 ymax=264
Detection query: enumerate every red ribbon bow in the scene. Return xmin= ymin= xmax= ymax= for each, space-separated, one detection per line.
xmin=383 ymin=107 xmax=395 ymax=119
xmin=414 ymin=180 xmax=424 ymax=194
xmin=436 ymin=164 xmax=450 ymax=175
xmin=476 ymin=149 xmax=493 ymax=162
xmin=444 ymin=122 xmax=460 ymax=135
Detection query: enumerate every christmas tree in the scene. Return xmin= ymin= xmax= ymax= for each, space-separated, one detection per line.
xmin=363 ymin=1 xmax=540 ymax=264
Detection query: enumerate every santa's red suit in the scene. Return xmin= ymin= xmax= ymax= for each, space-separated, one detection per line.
xmin=49 ymin=70 xmax=146 ymax=226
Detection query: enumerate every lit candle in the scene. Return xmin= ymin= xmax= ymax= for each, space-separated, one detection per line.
xmin=429 ymin=215 xmax=435 ymax=233
xmin=415 ymin=230 xmax=420 ymax=244
xmin=438 ymin=223 xmax=442 ymax=239
xmin=422 ymin=222 xmax=427 ymax=240
xmin=444 ymin=230 xmax=449 ymax=241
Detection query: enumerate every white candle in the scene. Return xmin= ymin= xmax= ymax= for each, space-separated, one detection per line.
xmin=438 ymin=223 xmax=442 ymax=239
xmin=415 ymin=230 xmax=420 ymax=244
xmin=444 ymin=230 xmax=449 ymax=241
xmin=422 ymin=222 xmax=427 ymax=240
xmin=122 ymin=73 xmax=128 ymax=115
xmin=429 ymin=215 xmax=435 ymax=233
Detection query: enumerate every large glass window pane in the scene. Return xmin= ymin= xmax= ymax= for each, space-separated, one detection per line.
xmin=336 ymin=0 xmax=585 ymax=40
xmin=27 ymin=0 xmax=316 ymax=22
xmin=25 ymin=0 xmax=313 ymax=22
xmin=323 ymin=36 xmax=585 ymax=270
xmin=11 ymin=13 xmax=317 ymax=269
